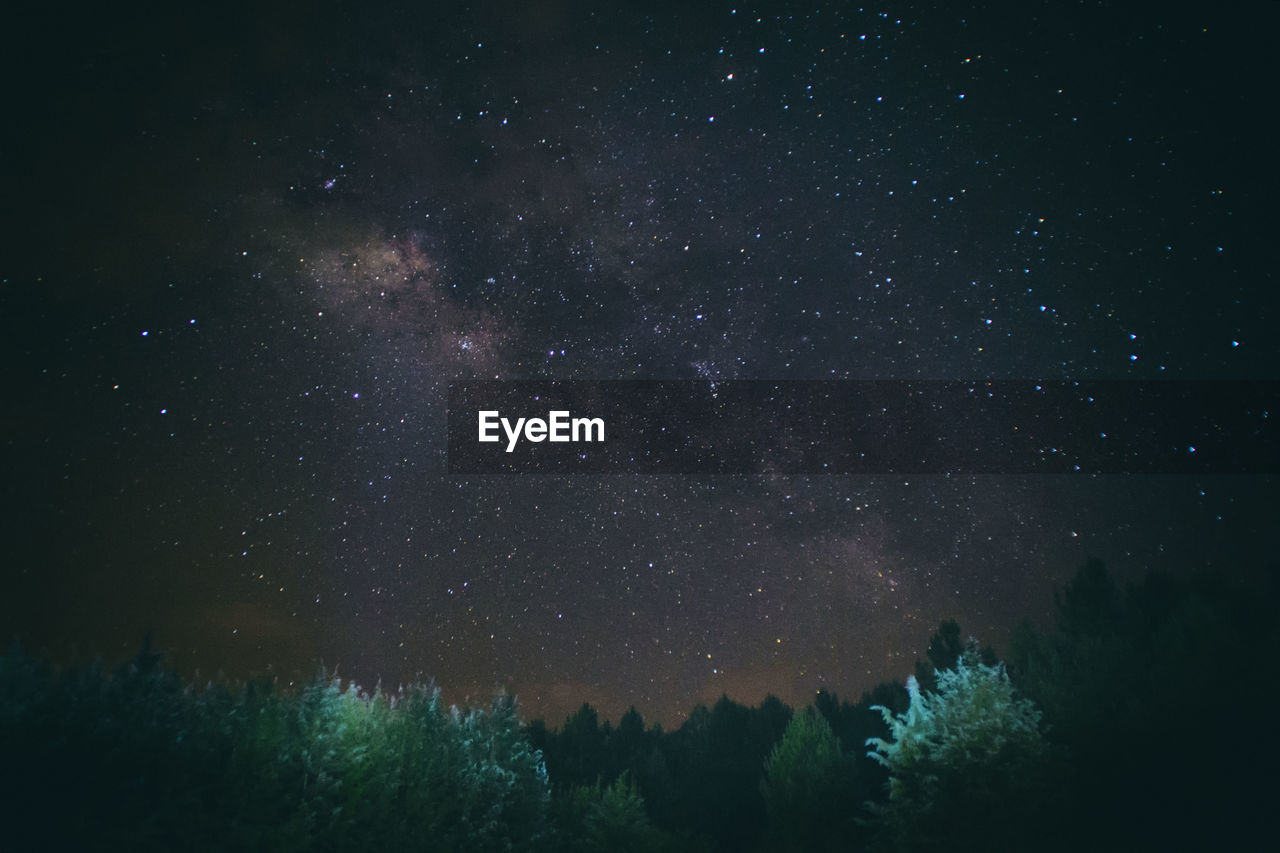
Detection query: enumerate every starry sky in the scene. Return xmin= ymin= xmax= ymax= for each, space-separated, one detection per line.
xmin=3 ymin=0 xmax=1276 ymax=726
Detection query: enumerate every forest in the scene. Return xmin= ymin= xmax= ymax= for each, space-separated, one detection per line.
xmin=3 ymin=558 xmax=1276 ymax=852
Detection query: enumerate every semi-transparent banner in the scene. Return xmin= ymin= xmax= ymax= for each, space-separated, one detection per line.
xmin=446 ymin=381 xmax=1278 ymax=474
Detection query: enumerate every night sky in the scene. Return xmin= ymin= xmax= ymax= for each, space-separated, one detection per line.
xmin=3 ymin=1 xmax=1276 ymax=726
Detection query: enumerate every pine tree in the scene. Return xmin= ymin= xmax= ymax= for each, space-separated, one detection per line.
xmin=761 ymin=706 xmax=854 ymax=852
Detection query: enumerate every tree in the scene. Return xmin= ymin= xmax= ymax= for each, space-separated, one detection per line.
xmin=557 ymin=703 xmax=608 ymax=787
xmin=0 ymin=647 xmax=552 ymax=853
xmin=1054 ymin=556 xmax=1120 ymax=637
xmin=867 ymin=642 xmax=1050 ymax=851
xmin=762 ymin=707 xmax=855 ymax=852
xmin=1007 ymin=560 xmax=1280 ymax=850
xmin=914 ymin=619 xmax=996 ymax=692
xmin=551 ymin=774 xmax=669 ymax=853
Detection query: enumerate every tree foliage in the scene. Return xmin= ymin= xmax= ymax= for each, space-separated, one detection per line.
xmin=0 ymin=648 xmax=549 ymax=852
xmin=1008 ymin=559 xmax=1280 ymax=850
xmin=867 ymin=642 xmax=1048 ymax=851
xmin=761 ymin=707 xmax=856 ymax=852
xmin=6 ymin=557 xmax=1278 ymax=851
xmin=550 ymin=774 xmax=672 ymax=853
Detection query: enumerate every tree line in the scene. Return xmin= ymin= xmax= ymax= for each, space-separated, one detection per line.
xmin=3 ymin=558 xmax=1276 ymax=851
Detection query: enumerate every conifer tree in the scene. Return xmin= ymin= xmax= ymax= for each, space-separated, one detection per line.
xmin=762 ymin=706 xmax=854 ymax=852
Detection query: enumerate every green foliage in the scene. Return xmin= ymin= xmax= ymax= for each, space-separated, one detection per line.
xmin=551 ymin=774 xmax=671 ymax=853
xmin=763 ymin=707 xmax=843 ymax=811
xmin=659 ymin=694 xmax=791 ymax=850
xmin=10 ymin=558 xmax=1276 ymax=852
xmin=535 ymin=694 xmax=790 ymax=851
xmin=0 ymin=647 xmax=549 ymax=852
xmin=761 ymin=707 xmax=856 ymax=852
xmin=867 ymin=642 xmax=1048 ymax=851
